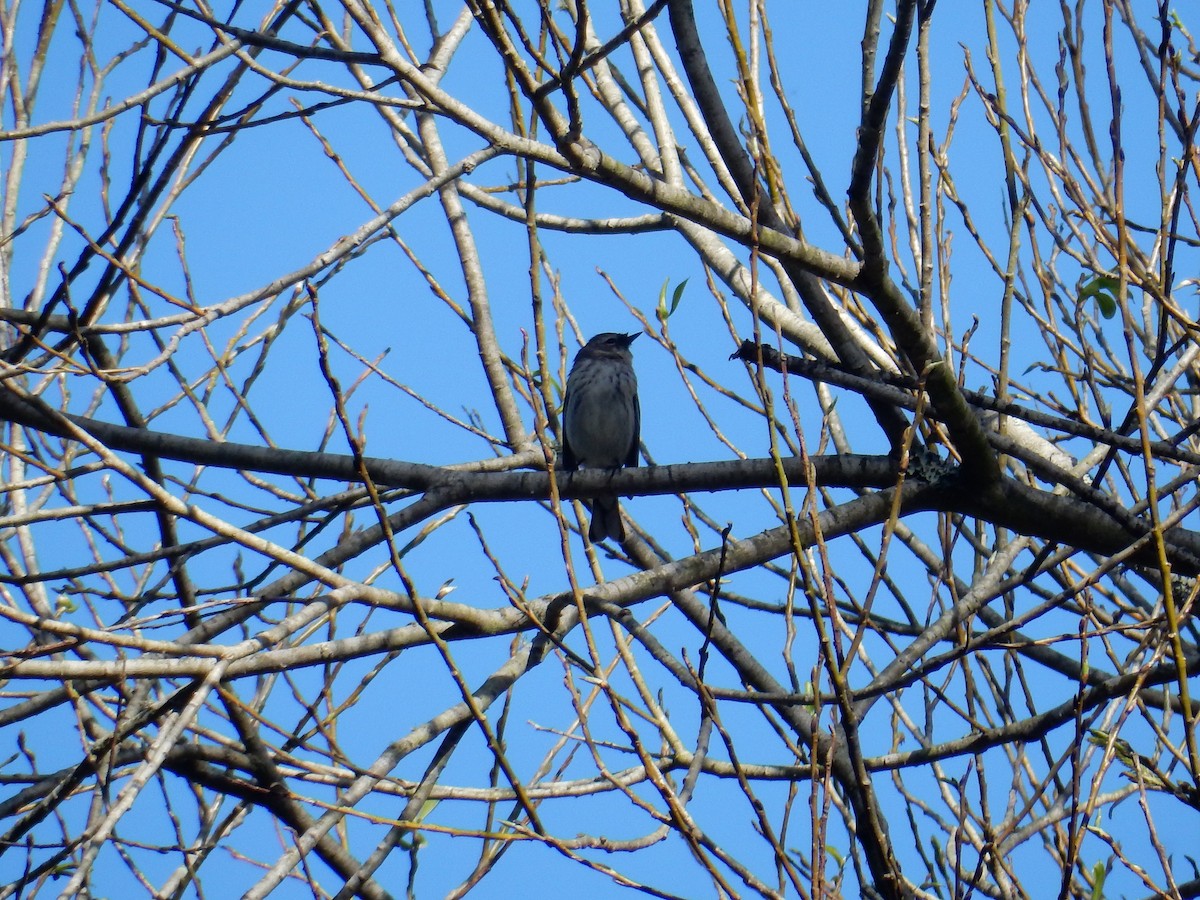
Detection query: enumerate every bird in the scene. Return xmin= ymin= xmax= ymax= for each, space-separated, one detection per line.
xmin=560 ymin=332 xmax=641 ymax=542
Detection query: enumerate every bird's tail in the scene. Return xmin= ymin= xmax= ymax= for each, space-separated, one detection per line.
xmin=588 ymin=496 xmax=625 ymax=542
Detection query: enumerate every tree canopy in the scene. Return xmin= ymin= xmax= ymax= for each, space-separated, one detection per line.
xmin=1 ymin=2 xmax=1199 ymax=898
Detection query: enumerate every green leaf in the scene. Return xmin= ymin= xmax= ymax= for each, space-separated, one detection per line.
xmin=656 ymin=278 xmax=687 ymax=321
xmin=1089 ymin=859 xmax=1107 ymax=900
xmin=1078 ymin=275 xmax=1120 ymax=319
xmin=670 ymin=278 xmax=688 ymax=315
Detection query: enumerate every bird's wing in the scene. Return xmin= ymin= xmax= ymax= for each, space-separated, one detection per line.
xmin=626 ymin=390 xmax=640 ymax=468
xmin=560 ymin=388 xmax=579 ymax=470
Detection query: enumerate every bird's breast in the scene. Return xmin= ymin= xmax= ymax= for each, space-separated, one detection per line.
xmin=564 ymin=370 xmax=637 ymax=468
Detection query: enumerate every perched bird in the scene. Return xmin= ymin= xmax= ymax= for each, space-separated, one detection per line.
xmin=561 ymin=332 xmax=641 ymax=541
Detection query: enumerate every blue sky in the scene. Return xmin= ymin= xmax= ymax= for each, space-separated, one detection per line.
xmin=2 ymin=1 xmax=1198 ymax=897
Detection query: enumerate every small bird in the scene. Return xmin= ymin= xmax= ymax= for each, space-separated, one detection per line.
xmin=561 ymin=332 xmax=641 ymax=541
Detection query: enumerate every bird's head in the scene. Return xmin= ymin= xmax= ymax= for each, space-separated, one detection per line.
xmin=581 ymin=332 xmax=639 ymax=361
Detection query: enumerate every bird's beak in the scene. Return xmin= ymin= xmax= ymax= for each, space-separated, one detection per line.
xmin=624 ymin=332 xmax=640 ymax=345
